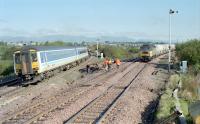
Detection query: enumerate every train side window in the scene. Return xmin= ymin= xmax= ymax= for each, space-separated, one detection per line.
xmin=31 ymin=52 xmax=37 ymax=62
xmin=79 ymin=49 xmax=87 ymax=54
xmin=40 ymin=52 xmax=46 ymax=63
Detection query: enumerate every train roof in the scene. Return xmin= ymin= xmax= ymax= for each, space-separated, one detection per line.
xmin=20 ymin=46 xmax=87 ymax=52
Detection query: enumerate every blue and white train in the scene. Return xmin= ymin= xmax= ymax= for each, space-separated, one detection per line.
xmin=13 ymin=46 xmax=89 ymax=81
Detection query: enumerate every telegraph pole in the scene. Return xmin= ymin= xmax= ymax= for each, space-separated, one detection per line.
xmin=168 ymin=9 xmax=178 ymax=73
xmin=96 ymin=39 xmax=99 ymax=57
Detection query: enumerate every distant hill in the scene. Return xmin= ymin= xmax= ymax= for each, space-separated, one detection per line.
xmin=0 ymin=35 xmax=171 ymax=44
xmin=0 ymin=35 xmax=135 ymax=42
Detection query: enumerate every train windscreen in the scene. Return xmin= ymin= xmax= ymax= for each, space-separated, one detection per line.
xmin=31 ymin=52 xmax=37 ymax=62
xmin=15 ymin=53 xmax=21 ymax=64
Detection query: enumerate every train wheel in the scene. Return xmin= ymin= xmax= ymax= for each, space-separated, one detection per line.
xmin=76 ymin=61 xmax=79 ymax=66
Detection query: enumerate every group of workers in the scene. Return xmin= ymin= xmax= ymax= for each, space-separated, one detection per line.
xmin=85 ymin=57 xmax=121 ymax=74
xmin=104 ymin=57 xmax=121 ymax=71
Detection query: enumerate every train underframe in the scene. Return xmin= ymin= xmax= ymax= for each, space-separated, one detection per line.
xmin=19 ymin=57 xmax=89 ymax=85
xmin=141 ymin=56 xmax=152 ymax=62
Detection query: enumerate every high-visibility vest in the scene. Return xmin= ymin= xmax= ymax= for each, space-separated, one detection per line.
xmin=108 ymin=60 xmax=112 ymax=64
xmin=116 ymin=59 xmax=121 ymax=65
xmin=104 ymin=60 xmax=109 ymax=65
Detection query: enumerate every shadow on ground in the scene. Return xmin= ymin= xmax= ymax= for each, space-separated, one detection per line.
xmin=141 ymin=98 xmax=160 ymax=124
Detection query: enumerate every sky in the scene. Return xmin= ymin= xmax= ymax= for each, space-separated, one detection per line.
xmin=0 ymin=0 xmax=200 ymax=41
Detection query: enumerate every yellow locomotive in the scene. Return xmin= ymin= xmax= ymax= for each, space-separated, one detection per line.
xmin=139 ymin=44 xmax=170 ymax=61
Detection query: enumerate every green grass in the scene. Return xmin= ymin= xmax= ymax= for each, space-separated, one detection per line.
xmin=0 ymin=60 xmax=13 ymax=69
xmin=0 ymin=46 xmax=7 ymax=58
xmin=155 ymin=74 xmax=180 ymax=122
xmin=0 ymin=60 xmax=14 ymax=77
xmin=0 ymin=45 xmax=19 ymax=77
xmin=168 ymin=74 xmax=180 ymax=90
xmin=179 ymin=99 xmax=189 ymax=116
xmin=180 ymin=74 xmax=199 ymax=101
xmin=156 ymin=89 xmax=176 ymax=120
xmin=179 ymin=99 xmax=194 ymax=124
xmin=156 ymin=73 xmax=196 ymax=123
xmin=89 ymin=45 xmax=139 ymax=60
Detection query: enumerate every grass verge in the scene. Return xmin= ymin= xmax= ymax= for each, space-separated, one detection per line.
xmin=0 ymin=60 xmax=14 ymax=77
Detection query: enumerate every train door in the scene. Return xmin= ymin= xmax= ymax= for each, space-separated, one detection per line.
xmin=13 ymin=52 xmax=21 ymax=75
xmin=21 ymin=51 xmax=33 ymax=75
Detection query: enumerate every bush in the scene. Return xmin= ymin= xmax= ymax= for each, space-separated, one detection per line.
xmin=128 ymin=47 xmax=139 ymax=53
xmin=0 ymin=45 xmax=17 ymax=76
xmin=98 ymin=45 xmax=135 ymax=59
xmin=155 ymin=89 xmax=175 ymax=120
xmin=176 ymin=39 xmax=200 ymax=65
xmin=0 ymin=60 xmax=13 ymax=76
xmin=167 ymin=74 xmax=179 ymax=90
xmin=1 ymin=46 xmax=19 ymax=60
xmin=180 ymin=74 xmax=199 ymax=101
xmin=189 ymin=63 xmax=200 ymax=75
xmin=1 ymin=65 xmax=14 ymax=76
xmin=43 ymin=41 xmax=74 ymax=46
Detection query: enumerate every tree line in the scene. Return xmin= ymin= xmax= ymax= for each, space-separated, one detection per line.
xmin=176 ymin=39 xmax=200 ymax=74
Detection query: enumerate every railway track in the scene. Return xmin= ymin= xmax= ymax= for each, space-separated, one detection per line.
xmin=63 ymin=63 xmax=147 ymax=124
xmin=0 ymin=75 xmax=21 ymax=97
xmin=0 ymin=57 xmax=98 ymax=98
xmin=0 ymin=86 xmax=22 ymax=98
xmin=0 ymin=57 xmax=138 ymax=98
xmin=0 ymin=61 xmax=134 ymax=124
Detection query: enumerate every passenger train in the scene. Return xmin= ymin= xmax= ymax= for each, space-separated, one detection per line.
xmin=13 ymin=46 xmax=88 ymax=83
xmin=139 ymin=44 xmax=175 ymax=61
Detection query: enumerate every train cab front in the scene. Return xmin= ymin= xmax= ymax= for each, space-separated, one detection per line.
xmin=14 ymin=51 xmax=22 ymax=76
xmin=140 ymin=51 xmax=151 ymax=62
xmin=14 ymin=48 xmax=39 ymax=81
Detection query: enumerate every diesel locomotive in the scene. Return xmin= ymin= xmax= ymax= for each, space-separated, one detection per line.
xmin=139 ymin=44 xmax=175 ymax=61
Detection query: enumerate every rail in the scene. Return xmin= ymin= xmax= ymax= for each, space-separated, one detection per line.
xmin=156 ymin=111 xmax=182 ymax=124
xmin=0 ymin=62 xmax=133 ymax=124
xmin=63 ymin=63 xmax=146 ymax=124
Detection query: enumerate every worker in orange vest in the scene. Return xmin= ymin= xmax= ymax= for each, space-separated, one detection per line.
xmin=115 ymin=58 xmax=121 ymax=69
xmin=108 ymin=58 xmax=112 ymax=71
xmin=104 ymin=58 xmax=109 ymax=71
